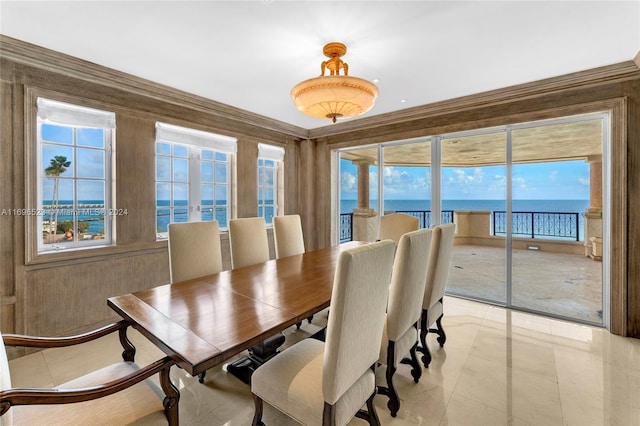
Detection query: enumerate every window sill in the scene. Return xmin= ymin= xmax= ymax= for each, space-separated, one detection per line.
xmin=25 ymin=241 xmax=168 ymax=271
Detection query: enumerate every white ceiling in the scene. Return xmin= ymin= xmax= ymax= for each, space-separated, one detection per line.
xmin=1 ymin=1 xmax=639 ymax=130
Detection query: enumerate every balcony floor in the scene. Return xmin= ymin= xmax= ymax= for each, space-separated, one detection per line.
xmin=448 ymin=244 xmax=603 ymax=324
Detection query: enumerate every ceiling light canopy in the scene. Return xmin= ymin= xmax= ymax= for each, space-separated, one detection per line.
xmin=291 ymin=42 xmax=379 ymax=123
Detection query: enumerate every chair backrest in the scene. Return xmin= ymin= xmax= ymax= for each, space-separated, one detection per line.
xmin=273 ymin=214 xmax=305 ymax=259
xmin=228 ymin=217 xmax=270 ymax=269
xmin=0 ymin=337 xmax=13 ymax=425
xmin=423 ymin=223 xmax=456 ymax=310
xmin=322 ymin=240 xmax=396 ymax=405
xmin=379 ymin=213 xmax=420 ymax=244
xmin=168 ymin=221 xmax=223 ymax=283
xmin=386 ymin=228 xmax=432 ymax=341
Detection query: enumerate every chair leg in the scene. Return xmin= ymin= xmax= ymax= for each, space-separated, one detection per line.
xmin=380 ymin=342 xmax=400 ymax=416
xmin=252 ymin=394 xmax=266 ymax=426
xmin=366 ymin=390 xmax=381 ymax=426
xmin=418 ymin=309 xmax=432 ymax=368
xmin=435 ymin=315 xmax=446 ymax=347
xmin=198 ymin=371 xmax=206 ymax=383
xmin=295 ymin=321 xmax=302 ymax=329
xmin=323 ymin=402 xmax=337 ymax=426
xmin=159 ymin=363 xmax=180 ymax=426
xmin=408 ymin=340 xmax=422 ymax=383
xmin=118 ymin=325 xmax=136 ymax=362
xmin=355 ymin=390 xmax=380 ymax=426
xmin=307 ymin=315 xmax=313 ymax=323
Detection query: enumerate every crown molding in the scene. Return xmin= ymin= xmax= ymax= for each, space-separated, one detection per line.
xmin=0 ymin=35 xmax=309 ymax=139
xmin=308 ymin=55 xmax=640 ymax=140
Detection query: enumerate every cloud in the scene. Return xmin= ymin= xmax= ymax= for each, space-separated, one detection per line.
xmin=549 ymin=171 xmax=559 ymax=181
xmin=340 ymin=171 xmax=357 ymax=193
xmin=578 ymin=177 xmax=589 ymax=186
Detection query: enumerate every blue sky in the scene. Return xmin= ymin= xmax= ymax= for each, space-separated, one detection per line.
xmin=340 ymin=158 xmax=590 ymax=201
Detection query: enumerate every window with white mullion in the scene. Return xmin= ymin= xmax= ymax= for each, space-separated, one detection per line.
xmin=155 ymin=122 xmax=236 ymax=238
xmin=36 ymin=97 xmax=115 ymax=253
xmin=257 ymin=143 xmax=284 ymax=226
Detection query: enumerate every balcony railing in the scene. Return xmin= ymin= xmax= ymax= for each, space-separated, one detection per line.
xmin=493 ymin=211 xmax=580 ymax=241
xmin=339 ymin=213 xmax=353 ymax=243
xmin=339 ymin=210 xmax=582 ymax=243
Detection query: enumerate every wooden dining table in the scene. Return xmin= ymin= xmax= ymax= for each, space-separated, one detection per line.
xmin=107 ymin=241 xmax=365 ymax=377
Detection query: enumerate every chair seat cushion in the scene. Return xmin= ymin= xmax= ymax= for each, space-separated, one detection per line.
xmin=252 ymin=338 xmax=375 ymax=426
xmin=10 ymin=362 xmax=166 ymax=426
xmin=378 ymin=321 xmax=418 ymax=366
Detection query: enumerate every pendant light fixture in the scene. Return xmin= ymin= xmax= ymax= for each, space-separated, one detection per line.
xmin=291 ymin=42 xmax=379 ymax=123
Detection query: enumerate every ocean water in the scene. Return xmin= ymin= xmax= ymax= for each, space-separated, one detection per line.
xmin=340 ymin=199 xmax=590 ymax=214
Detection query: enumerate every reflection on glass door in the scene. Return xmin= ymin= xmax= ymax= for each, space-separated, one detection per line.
xmin=511 ymin=118 xmax=604 ymax=324
xmin=381 ymin=140 xmax=431 ymax=226
xmin=441 ymin=131 xmax=507 ymax=304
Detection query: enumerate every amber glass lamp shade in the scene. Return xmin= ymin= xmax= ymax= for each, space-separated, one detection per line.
xmin=291 ymin=42 xmax=379 ymax=123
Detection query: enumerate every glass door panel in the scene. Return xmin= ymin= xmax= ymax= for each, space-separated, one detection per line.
xmin=441 ymin=131 xmax=507 ymax=304
xmin=381 ymin=140 xmax=431 ymax=227
xmin=511 ymin=119 xmax=603 ymax=324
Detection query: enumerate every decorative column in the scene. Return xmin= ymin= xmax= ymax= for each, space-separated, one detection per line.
xmin=583 ymin=155 xmax=603 ymax=260
xmin=352 ymin=160 xmax=378 ymax=242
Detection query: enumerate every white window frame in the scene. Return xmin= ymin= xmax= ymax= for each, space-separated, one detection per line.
xmin=257 ymin=143 xmax=284 ymax=226
xmin=155 ymin=123 xmax=237 ymax=239
xmin=36 ymin=97 xmax=116 ymax=253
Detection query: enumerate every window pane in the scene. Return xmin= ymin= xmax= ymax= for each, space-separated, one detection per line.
xmin=42 ymin=145 xmax=74 ymax=178
xmin=77 ymin=148 xmax=105 ymax=178
xmin=202 ymin=150 xmax=214 ymax=160
xmin=157 ymin=209 xmax=170 ymax=232
xmin=156 ymin=142 xmax=171 ymax=155
xmin=41 ymin=123 xmax=72 ymax=144
xmin=173 ymin=183 xmax=188 ymax=206
xmin=201 ymin=205 xmax=214 ymax=222
xmin=201 ymin=184 xmax=214 ymax=204
xmin=215 ymin=163 xmax=227 ymax=183
xmin=173 ymin=158 xmax=188 ymax=182
xmin=264 ymin=188 xmax=274 ymax=204
xmin=215 ymin=208 xmax=227 ymax=228
xmin=201 ymin=162 xmax=214 ymax=182
xmin=264 ymin=207 xmax=274 ymax=224
xmin=258 ymin=206 xmax=263 ymax=218
xmin=156 ymin=183 xmax=170 ymax=206
xmin=173 ymin=145 xmax=188 ymax=157
xmin=77 ymin=128 xmax=104 ymax=148
xmin=215 ymin=185 xmax=227 ymax=203
xmin=174 ymin=208 xmax=189 ymax=223
xmin=215 ymin=152 xmax=227 ymax=161
xmin=156 ymin=156 xmax=171 ymax=181
xmin=77 ymin=180 xmax=105 ymax=204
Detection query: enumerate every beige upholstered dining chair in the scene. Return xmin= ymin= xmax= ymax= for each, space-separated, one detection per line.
xmin=273 ymin=214 xmax=305 ymax=259
xmin=379 ymin=213 xmax=420 ymax=244
xmin=251 ymin=240 xmax=396 ymax=426
xmin=377 ymin=228 xmax=432 ymax=417
xmin=228 ymin=217 xmax=270 ymax=269
xmin=227 ymin=217 xmax=284 ymax=384
xmin=168 ymin=221 xmax=223 ymax=283
xmin=0 ymin=321 xmax=178 ymax=426
xmin=419 ymin=223 xmax=456 ymax=368
xmin=273 ymin=214 xmax=313 ymax=328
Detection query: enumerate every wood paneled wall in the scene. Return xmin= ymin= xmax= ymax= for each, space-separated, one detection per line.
xmin=0 ymin=36 xmax=304 ymax=341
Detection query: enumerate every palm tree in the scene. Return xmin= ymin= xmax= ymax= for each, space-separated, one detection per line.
xmin=45 ymin=155 xmax=71 ymax=240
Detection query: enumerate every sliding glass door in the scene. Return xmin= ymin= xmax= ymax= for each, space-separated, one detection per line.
xmin=335 ymin=112 xmax=607 ymax=326
xmin=440 ymin=130 xmax=507 ymax=305
xmin=510 ymin=117 xmax=604 ymax=323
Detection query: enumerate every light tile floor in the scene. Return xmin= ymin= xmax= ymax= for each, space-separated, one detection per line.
xmin=8 ymin=297 xmax=640 ymax=425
